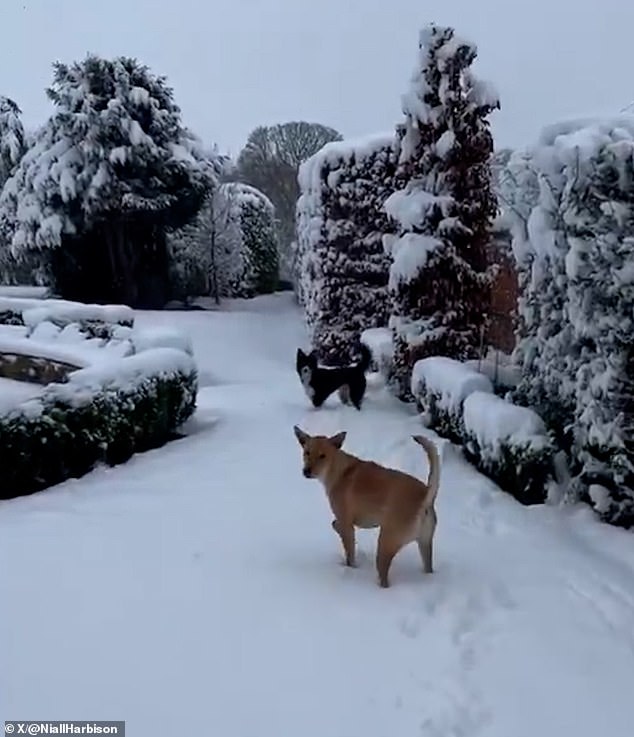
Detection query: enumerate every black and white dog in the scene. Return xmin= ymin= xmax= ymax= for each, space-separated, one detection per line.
xmin=295 ymin=344 xmax=372 ymax=410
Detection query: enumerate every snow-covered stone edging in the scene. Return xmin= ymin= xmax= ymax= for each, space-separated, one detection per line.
xmin=0 ymin=296 xmax=134 ymax=339
xmin=462 ymin=391 xmax=556 ymax=505
xmin=410 ymin=356 xmax=493 ymax=443
xmin=0 ymin=347 xmax=197 ymax=500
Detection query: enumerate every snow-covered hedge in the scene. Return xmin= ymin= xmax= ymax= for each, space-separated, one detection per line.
xmin=462 ymin=391 xmax=555 ymax=505
xmin=410 ymin=355 xmax=555 ymax=505
xmin=361 ymin=327 xmax=393 ymax=376
xmin=0 ymin=296 xmax=134 ymax=339
xmin=410 ymin=356 xmax=493 ymax=443
xmin=501 ymin=115 xmax=634 ymax=526
xmin=0 ymin=347 xmax=197 ymax=500
xmin=296 ymin=132 xmax=395 ymax=365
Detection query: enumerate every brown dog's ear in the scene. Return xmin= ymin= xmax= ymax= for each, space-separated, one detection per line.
xmin=294 ymin=425 xmax=310 ymax=446
xmin=328 ymin=431 xmax=347 ymax=449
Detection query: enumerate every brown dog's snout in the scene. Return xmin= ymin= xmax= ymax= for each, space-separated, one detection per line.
xmin=303 ymin=467 xmax=311 ymax=478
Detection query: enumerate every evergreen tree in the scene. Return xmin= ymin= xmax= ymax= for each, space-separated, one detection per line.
xmin=505 ymin=116 xmax=634 ymax=526
xmin=384 ymin=24 xmax=499 ymax=399
xmin=234 ymin=184 xmax=279 ymax=295
xmin=0 ymin=96 xmax=35 ymax=284
xmin=0 ymin=96 xmax=26 ymax=188
xmin=296 ymin=134 xmax=395 ymax=365
xmin=0 ymin=55 xmax=216 ymax=307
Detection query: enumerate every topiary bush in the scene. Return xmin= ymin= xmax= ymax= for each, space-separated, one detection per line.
xmin=0 ymin=347 xmax=197 ymax=499
xmin=462 ymin=391 xmax=556 ymax=505
xmin=0 ymin=297 xmax=134 ymax=339
xmin=410 ymin=356 xmax=493 ymax=443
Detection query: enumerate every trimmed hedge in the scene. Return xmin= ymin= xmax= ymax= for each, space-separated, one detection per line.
xmin=410 ymin=356 xmax=555 ymax=506
xmin=462 ymin=391 xmax=555 ymax=505
xmin=410 ymin=356 xmax=493 ymax=443
xmin=0 ymin=347 xmax=197 ymax=500
xmin=0 ymin=297 xmax=134 ymax=340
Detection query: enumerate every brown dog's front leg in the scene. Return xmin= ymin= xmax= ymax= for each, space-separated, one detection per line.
xmin=333 ymin=519 xmax=356 ymax=567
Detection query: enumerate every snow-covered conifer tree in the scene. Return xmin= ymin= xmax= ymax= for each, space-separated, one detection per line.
xmin=0 ymin=55 xmax=216 ymax=307
xmin=0 ymin=96 xmax=26 ymax=188
xmin=384 ymin=24 xmax=499 ymax=399
xmin=296 ymin=134 xmax=396 ymax=365
xmin=505 ymin=116 xmax=634 ymax=526
xmin=233 ymin=184 xmax=279 ymax=295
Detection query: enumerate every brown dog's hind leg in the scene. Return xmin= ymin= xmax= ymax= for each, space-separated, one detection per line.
xmin=417 ymin=507 xmax=437 ymax=574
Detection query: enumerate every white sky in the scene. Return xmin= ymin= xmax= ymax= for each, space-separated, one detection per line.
xmin=1 ymin=0 xmax=632 ymax=157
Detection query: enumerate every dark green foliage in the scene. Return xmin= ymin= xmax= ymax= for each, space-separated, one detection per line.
xmin=240 ymin=199 xmax=279 ymax=295
xmin=463 ymin=433 xmax=554 ymax=506
xmin=416 ymin=389 xmax=464 ymax=445
xmin=1 ymin=54 xmax=217 ymax=309
xmin=0 ymin=367 xmax=197 ymax=500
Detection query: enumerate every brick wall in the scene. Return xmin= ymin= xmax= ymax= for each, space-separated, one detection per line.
xmin=485 ymin=225 xmax=518 ymax=355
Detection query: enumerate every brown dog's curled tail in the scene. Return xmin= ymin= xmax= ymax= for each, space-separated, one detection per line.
xmin=412 ymin=435 xmax=440 ymax=508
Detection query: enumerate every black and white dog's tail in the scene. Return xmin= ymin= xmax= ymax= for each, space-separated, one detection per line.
xmin=357 ymin=343 xmax=372 ymax=373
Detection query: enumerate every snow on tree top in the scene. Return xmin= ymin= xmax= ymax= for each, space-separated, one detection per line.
xmin=222 ymin=181 xmax=275 ymax=214
xmin=297 ymin=131 xmax=395 ymax=193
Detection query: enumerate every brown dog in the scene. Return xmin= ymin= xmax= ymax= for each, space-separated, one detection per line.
xmin=293 ymin=426 xmax=440 ymax=588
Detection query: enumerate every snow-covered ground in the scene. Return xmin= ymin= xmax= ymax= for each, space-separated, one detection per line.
xmin=2 ymin=293 xmax=634 ymax=737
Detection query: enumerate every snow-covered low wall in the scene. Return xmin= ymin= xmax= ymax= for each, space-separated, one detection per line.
xmin=462 ymin=391 xmax=555 ymax=505
xmin=0 ymin=346 xmax=197 ymax=500
xmin=411 ymin=356 xmax=493 ymax=442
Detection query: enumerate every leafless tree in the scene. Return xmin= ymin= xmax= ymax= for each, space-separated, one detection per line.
xmin=236 ymin=121 xmax=342 ymax=278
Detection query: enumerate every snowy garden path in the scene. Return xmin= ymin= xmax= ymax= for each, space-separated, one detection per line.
xmin=2 ymin=293 xmax=634 ymax=737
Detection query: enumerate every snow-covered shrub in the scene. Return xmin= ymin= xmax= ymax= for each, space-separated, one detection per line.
xmin=462 ymin=391 xmax=555 ymax=505
xmin=504 ymin=116 xmax=634 ymax=526
xmin=361 ymin=327 xmax=394 ymax=377
xmin=0 ymin=296 xmax=134 ymax=339
xmin=296 ymin=133 xmax=395 ymax=365
xmin=0 ymin=347 xmax=197 ymax=500
xmin=0 ymin=55 xmax=217 ymax=308
xmin=0 ymin=96 xmax=26 ymax=187
xmin=465 ymin=349 xmax=521 ymax=395
xmin=410 ymin=356 xmax=493 ymax=443
xmin=228 ymin=182 xmax=279 ymax=296
xmin=385 ymin=24 xmax=499 ymax=400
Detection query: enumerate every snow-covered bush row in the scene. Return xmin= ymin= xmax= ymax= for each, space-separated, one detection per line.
xmin=410 ymin=355 xmax=555 ymax=505
xmin=296 ymin=132 xmax=395 ymax=365
xmin=462 ymin=391 xmax=556 ymax=505
xmin=0 ymin=296 xmax=134 ymax=338
xmin=0 ymin=318 xmax=194 ymax=380
xmin=501 ymin=115 xmax=634 ymax=526
xmin=410 ymin=356 xmax=493 ymax=443
xmin=0 ymin=347 xmax=197 ymax=500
